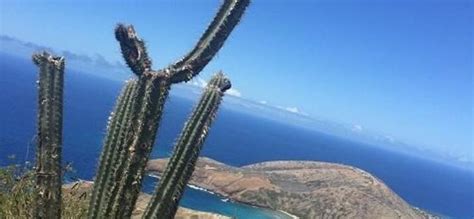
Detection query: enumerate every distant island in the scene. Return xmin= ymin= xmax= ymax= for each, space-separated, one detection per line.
xmin=147 ymin=157 xmax=437 ymax=219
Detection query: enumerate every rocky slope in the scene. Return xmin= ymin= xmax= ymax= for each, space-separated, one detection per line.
xmin=147 ymin=157 xmax=434 ymax=219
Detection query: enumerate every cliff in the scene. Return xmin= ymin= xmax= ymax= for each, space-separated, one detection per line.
xmin=147 ymin=157 xmax=435 ymax=219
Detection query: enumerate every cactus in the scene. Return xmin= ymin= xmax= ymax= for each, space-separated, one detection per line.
xmin=87 ymin=79 xmax=138 ymax=218
xmin=143 ymin=73 xmax=231 ymax=219
xmin=107 ymin=74 xmax=171 ymax=218
xmin=88 ymin=0 xmax=250 ymax=218
xmin=32 ymin=52 xmax=65 ymax=219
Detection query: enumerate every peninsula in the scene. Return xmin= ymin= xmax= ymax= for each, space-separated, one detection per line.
xmin=147 ymin=157 xmax=436 ymax=218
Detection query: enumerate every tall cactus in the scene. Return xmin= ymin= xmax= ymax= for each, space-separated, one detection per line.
xmin=88 ymin=0 xmax=250 ymax=218
xmin=87 ymin=79 xmax=138 ymax=218
xmin=32 ymin=52 xmax=65 ymax=219
xmin=143 ymin=73 xmax=231 ymax=219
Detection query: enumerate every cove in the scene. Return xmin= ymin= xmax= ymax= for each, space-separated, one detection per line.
xmin=142 ymin=176 xmax=293 ymax=219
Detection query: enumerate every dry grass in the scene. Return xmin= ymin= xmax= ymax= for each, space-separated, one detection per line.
xmin=0 ymin=164 xmax=89 ymax=218
xmin=0 ymin=165 xmax=227 ymax=219
xmin=0 ymin=165 xmax=34 ymax=218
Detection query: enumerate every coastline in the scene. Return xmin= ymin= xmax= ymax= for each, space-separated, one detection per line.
xmin=70 ymin=176 xmax=431 ymax=219
xmin=147 ymin=174 xmax=300 ymax=219
xmin=62 ymin=180 xmax=230 ymax=219
xmin=147 ymin=157 xmax=437 ymax=218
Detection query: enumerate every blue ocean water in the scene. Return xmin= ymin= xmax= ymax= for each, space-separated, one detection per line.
xmin=0 ymin=53 xmax=291 ymax=219
xmin=1 ymin=53 xmax=473 ymax=218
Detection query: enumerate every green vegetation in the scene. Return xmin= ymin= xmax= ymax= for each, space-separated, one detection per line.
xmin=0 ymin=164 xmax=35 ymax=218
xmin=1 ymin=0 xmax=249 ymax=218
xmin=0 ymin=164 xmax=89 ymax=218
xmin=143 ymin=73 xmax=231 ymax=219
xmin=89 ymin=0 xmax=249 ymax=218
xmin=32 ymin=52 xmax=65 ymax=218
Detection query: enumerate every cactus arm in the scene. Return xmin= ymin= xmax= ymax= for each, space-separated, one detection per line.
xmin=162 ymin=74 xmax=229 ymax=218
xmin=106 ymin=75 xmax=153 ymax=218
xmin=143 ymin=73 xmax=231 ymax=219
xmin=142 ymin=83 xmax=215 ymax=216
xmin=50 ymin=54 xmax=64 ymax=217
xmin=87 ymin=80 xmax=137 ymax=219
xmin=168 ymin=0 xmax=250 ymax=83
xmin=32 ymin=52 xmax=65 ymax=219
xmin=88 ymin=0 xmax=249 ymax=217
xmin=115 ymin=24 xmax=152 ymax=76
xmin=89 ymin=75 xmax=148 ymax=219
xmin=110 ymin=74 xmax=172 ymax=218
xmin=99 ymin=80 xmax=140 ymax=218
xmin=145 ymin=93 xmax=217 ymax=219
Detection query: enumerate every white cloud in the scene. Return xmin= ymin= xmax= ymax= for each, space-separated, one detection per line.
xmin=285 ymin=107 xmax=300 ymax=114
xmin=276 ymin=106 xmax=308 ymax=116
xmin=259 ymin=100 xmax=267 ymax=105
xmin=352 ymin=124 xmax=363 ymax=132
xmin=226 ymin=88 xmax=241 ymax=97
xmin=189 ymin=77 xmax=241 ymax=97
xmin=0 ymin=35 xmax=125 ymax=70
xmin=190 ymin=77 xmax=208 ymax=88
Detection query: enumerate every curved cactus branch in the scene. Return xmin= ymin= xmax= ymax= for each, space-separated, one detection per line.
xmin=115 ymin=24 xmax=152 ymax=76
xmin=89 ymin=0 xmax=249 ymax=217
xmin=167 ymin=0 xmax=250 ymax=83
xmin=143 ymin=72 xmax=231 ymax=219
xmin=114 ymin=0 xmax=249 ymax=83
xmin=32 ymin=52 xmax=65 ymax=219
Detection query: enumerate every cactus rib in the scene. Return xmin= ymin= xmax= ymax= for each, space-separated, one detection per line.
xmin=88 ymin=0 xmax=249 ymax=217
xmin=168 ymin=0 xmax=250 ymax=83
xmin=87 ymin=80 xmax=137 ymax=218
xmin=110 ymin=74 xmax=171 ymax=218
xmin=99 ymin=80 xmax=139 ymax=217
xmin=32 ymin=52 xmax=65 ymax=219
xmin=143 ymin=73 xmax=231 ymax=219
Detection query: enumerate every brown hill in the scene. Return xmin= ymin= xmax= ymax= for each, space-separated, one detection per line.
xmin=147 ymin=157 xmax=435 ymax=219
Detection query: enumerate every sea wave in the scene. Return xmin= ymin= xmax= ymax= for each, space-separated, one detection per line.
xmin=147 ymin=174 xmax=216 ymax=195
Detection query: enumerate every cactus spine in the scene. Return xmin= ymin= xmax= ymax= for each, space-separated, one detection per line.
xmin=87 ymin=79 xmax=137 ymax=218
xmin=108 ymin=74 xmax=171 ymax=218
xmin=88 ymin=0 xmax=250 ymax=218
xmin=32 ymin=52 xmax=65 ymax=219
xmin=143 ymin=73 xmax=231 ymax=219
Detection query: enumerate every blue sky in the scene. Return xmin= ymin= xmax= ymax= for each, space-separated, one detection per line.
xmin=0 ymin=0 xmax=472 ymax=161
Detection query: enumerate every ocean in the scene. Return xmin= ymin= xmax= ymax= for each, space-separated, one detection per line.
xmin=1 ymin=53 xmax=473 ymax=218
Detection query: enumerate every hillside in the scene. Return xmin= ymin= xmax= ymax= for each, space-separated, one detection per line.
xmin=147 ymin=157 xmax=435 ymax=219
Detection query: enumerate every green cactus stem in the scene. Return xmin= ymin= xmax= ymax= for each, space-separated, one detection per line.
xmin=143 ymin=72 xmax=231 ymax=219
xmin=32 ymin=52 xmax=65 ymax=219
xmin=108 ymin=74 xmax=171 ymax=218
xmin=115 ymin=25 xmax=152 ymax=76
xmin=88 ymin=0 xmax=249 ymax=218
xmin=167 ymin=0 xmax=250 ymax=84
xmin=87 ymin=79 xmax=137 ymax=218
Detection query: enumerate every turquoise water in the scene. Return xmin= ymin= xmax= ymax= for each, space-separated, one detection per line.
xmin=142 ymin=176 xmax=292 ymax=219
xmin=1 ymin=53 xmax=473 ymax=218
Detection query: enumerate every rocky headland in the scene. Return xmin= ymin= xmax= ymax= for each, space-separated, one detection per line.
xmin=147 ymin=157 xmax=436 ymax=219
